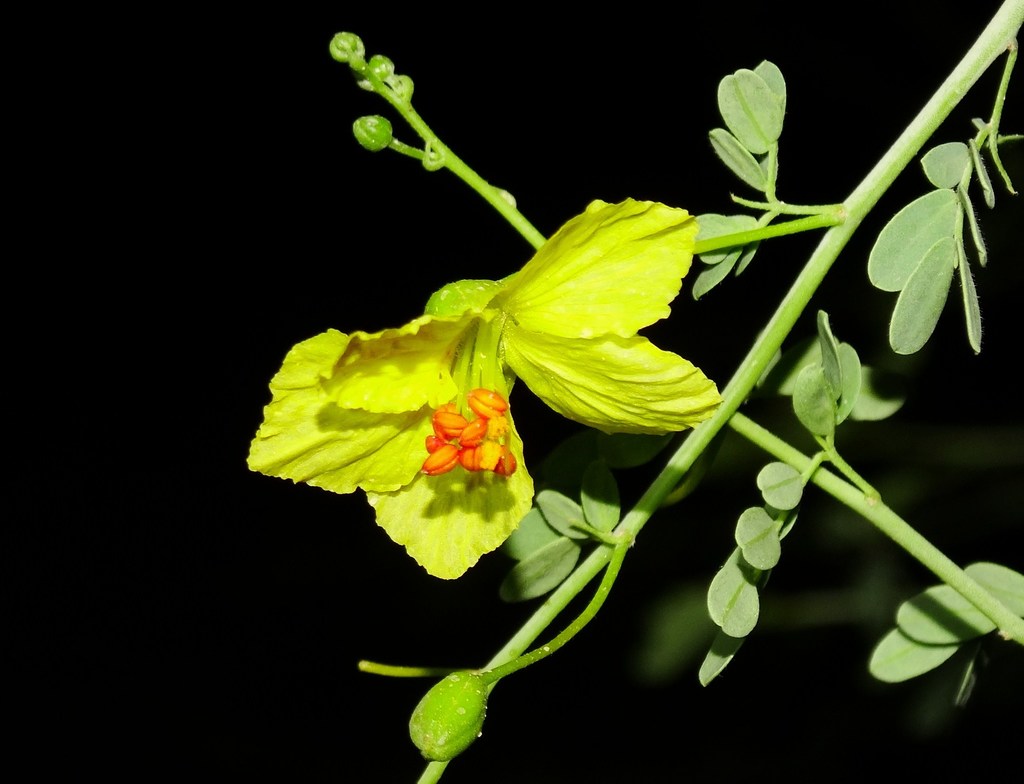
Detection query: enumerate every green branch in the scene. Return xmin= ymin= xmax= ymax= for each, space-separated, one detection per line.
xmin=480 ymin=0 xmax=1023 ymax=681
xmin=729 ymin=412 xmax=1024 ymax=643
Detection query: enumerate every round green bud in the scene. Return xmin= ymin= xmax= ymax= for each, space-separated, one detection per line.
xmin=329 ymin=33 xmax=365 ymax=66
xmin=352 ymin=115 xmax=393 ymax=152
xmin=409 ymin=671 xmax=489 ymax=761
xmin=368 ymin=54 xmax=395 ymax=81
xmin=388 ymin=73 xmax=415 ymax=102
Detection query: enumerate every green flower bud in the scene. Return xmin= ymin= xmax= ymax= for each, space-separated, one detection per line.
xmin=409 ymin=671 xmax=489 ymax=761
xmin=388 ymin=73 xmax=415 ymax=102
xmin=368 ymin=54 xmax=395 ymax=81
xmin=352 ymin=115 xmax=393 ymax=152
xmin=329 ymin=33 xmax=365 ymax=66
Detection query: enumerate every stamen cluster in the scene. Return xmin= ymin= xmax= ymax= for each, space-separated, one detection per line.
xmin=422 ymin=389 xmax=517 ymax=477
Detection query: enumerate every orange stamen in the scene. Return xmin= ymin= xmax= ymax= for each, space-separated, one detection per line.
xmin=422 ymin=443 xmax=460 ymax=475
xmin=467 ymin=388 xmax=509 ymax=419
xmin=432 ymin=404 xmax=469 ymax=440
xmin=422 ymin=389 xmax=517 ymax=477
xmin=458 ymin=418 xmax=488 ymax=448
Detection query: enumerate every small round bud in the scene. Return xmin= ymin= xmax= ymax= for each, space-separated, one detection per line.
xmin=367 ymin=54 xmax=395 ymax=81
xmin=352 ymin=115 xmax=393 ymax=152
xmin=329 ymin=33 xmax=365 ymax=66
xmin=388 ymin=73 xmax=415 ymax=102
xmin=409 ymin=671 xmax=489 ymax=761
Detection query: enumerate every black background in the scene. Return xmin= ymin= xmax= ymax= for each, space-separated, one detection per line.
xmin=14 ymin=3 xmax=1023 ymax=781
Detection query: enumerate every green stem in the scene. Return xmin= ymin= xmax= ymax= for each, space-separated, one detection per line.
xmin=730 ymin=194 xmax=846 ymax=216
xmin=482 ymin=0 xmax=1023 ymax=675
xmin=693 ymin=212 xmax=843 ymax=255
xmin=729 ymin=412 xmax=1024 ymax=643
xmin=358 ymin=69 xmax=547 ymax=250
xmin=483 ymin=539 xmax=629 ymax=683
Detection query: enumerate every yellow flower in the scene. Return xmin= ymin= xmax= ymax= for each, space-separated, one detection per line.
xmin=249 ymin=199 xmax=722 ymax=578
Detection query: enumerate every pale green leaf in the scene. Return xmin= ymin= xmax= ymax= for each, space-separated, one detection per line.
xmin=921 ymin=142 xmax=970 ymax=189
xmin=756 ymin=463 xmax=803 ymax=511
xmin=499 ymin=536 xmax=581 ymax=602
xmin=968 ymin=138 xmax=995 ymax=208
xmin=581 ymin=461 xmax=620 ymax=532
xmin=535 ymin=489 xmax=589 ymax=540
xmin=850 ymin=366 xmax=906 ymax=421
xmin=504 ymin=507 xmax=561 ymax=561
xmin=815 ymin=311 xmax=843 ymax=400
xmin=957 ymin=249 xmax=982 ymax=354
xmin=707 ymin=549 xmax=761 ymax=638
xmin=868 ymin=628 xmax=961 ymax=682
xmin=792 ymin=364 xmax=836 ymax=437
xmin=868 ymin=189 xmax=958 ymax=292
xmin=889 ymin=236 xmax=956 ymax=355
xmin=709 ymin=128 xmax=767 ymax=191
xmin=896 ymin=584 xmax=996 ymax=644
xmin=836 ymin=343 xmax=862 ymax=424
xmin=965 ymin=562 xmax=1024 ymax=616
xmin=698 ymin=630 xmax=746 ymax=686
xmin=691 ymin=254 xmax=738 ymax=299
xmin=735 ymin=507 xmax=782 ymax=570
xmin=717 ymin=69 xmax=785 ymax=155
xmin=754 ymin=60 xmax=786 ymax=108
xmin=959 ymin=185 xmax=988 ymax=269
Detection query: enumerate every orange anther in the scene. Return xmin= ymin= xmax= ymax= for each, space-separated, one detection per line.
xmin=458 ymin=417 xmax=488 ymax=448
xmin=467 ymin=388 xmax=509 ymax=419
xmin=422 ymin=443 xmax=460 ymax=475
xmin=458 ymin=446 xmax=481 ymax=472
xmin=432 ymin=404 xmax=469 ymax=440
xmin=425 ymin=435 xmax=447 ymax=454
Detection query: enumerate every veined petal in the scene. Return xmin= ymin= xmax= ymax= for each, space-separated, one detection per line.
xmin=367 ymin=422 xmax=534 ymax=579
xmin=327 ymin=313 xmax=484 ymax=413
xmin=496 ymin=199 xmax=697 ymax=339
xmin=504 ymin=325 xmax=721 ymax=434
xmin=248 ymin=330 xmax=431 ymax=492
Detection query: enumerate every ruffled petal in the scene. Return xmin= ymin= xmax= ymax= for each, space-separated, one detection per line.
xmin=496 ymin=199 xmax=697 ymax=339
xmin=327 ymin=313 xmax=483 ymax=413
xmin=248 ymin=330 xmax=431 ymax=493
xmin=367 ymin=421 xmax=534 ymax=579
xmin=503 ymin=325 xmax=721 ymax=434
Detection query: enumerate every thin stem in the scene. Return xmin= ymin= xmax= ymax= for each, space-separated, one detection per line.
xmin=730 ymin=194 xmax=846 ymax=216
xmin=729 ymin=412 xmax=1024 ymax=643
xmin=482 ymin=0 xmax=1023 ymax=675
xmin=694 ymin=212 xmax=843 ymax=255
xmin=484 ymin=539 xmax=629 ymax=683
xmin=359 ymin=68 xmax=547 ymax=250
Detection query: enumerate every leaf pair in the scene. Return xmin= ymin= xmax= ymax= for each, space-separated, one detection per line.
xmin=501 ymin=461 xmax=620 ymax=602
xmin=868 ymin=140 xmax=993 ymax=355
xmin=699 ymin=463 xmax=801 ymax=685
xmin=694 ymin=61 xmax=786 ymax=298
xmin=869 ymin=562 xmax=1024 ymax=684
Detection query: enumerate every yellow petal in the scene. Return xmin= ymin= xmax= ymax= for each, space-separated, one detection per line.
xmin=497 ymin=199 xmax=697 ymax=339
xmin=367 ymin=423 xmax=534 ymax=579
xmin=504 ymin=325 xmax=721 ymax=434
